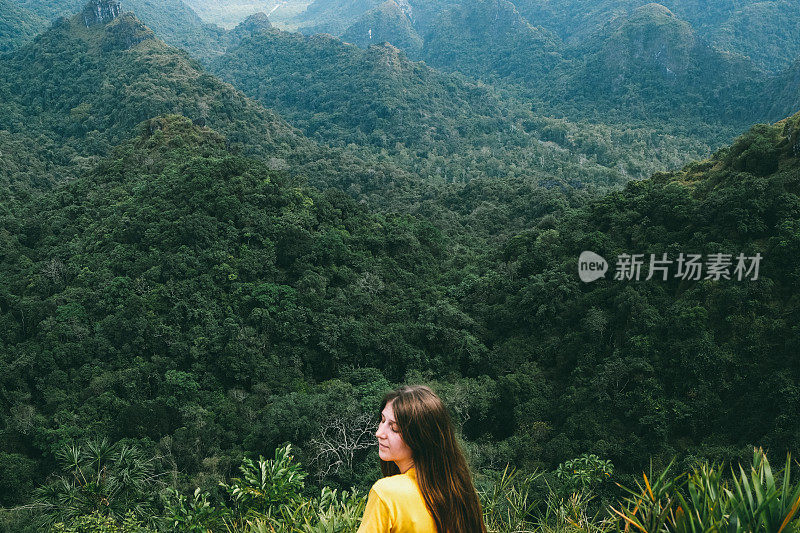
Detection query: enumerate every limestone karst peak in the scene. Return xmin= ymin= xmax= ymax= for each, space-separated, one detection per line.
xmin=82 ymin=0 xmax=122 ymax=27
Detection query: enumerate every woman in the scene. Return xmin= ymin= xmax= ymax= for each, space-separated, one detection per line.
xmin=357 ymin=385 xmax=487 ymax=532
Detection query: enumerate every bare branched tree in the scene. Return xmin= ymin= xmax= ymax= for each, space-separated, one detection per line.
xmin=42 ymin=257 xmax=65 ymax=284
xmin=309 ymin=412 xmax=376 ymax=481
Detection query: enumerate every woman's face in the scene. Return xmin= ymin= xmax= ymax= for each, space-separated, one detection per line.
xmin=376 ymin=400 xmax=414 ymax=471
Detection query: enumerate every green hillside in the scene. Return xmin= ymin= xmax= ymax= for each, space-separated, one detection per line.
xmin=293 ymin=0 xmax=800 ymax=77
xmin=463 ymin=112 xmax=800 ymax=470
xmin=2 ymin=1 xmax=800 ymax=531
xmin=324 ymin=0 xmax=778 ymax=133
xmin=118 ymin=0 xmax=232 ymax=64
xmin=10 ymin=0 xmax=232 ymax=63
xmin=15 ymin=0 xmax=85 ymax=19
xmin=1 ymin=5 xmax=578 ymax=229
xmin=0 ymin=0 xmax=44 ymax=52
xmin=334 ymin=0 xmax=569 ymax=84
xmin=420 ymin=0 xmax=565 ymax=83
xmin=555 ymin=4 xmax=764 ymax=124
xmin=430 ymin=0 xmax=800 ymax=73
xmin=2 ymin=110 xmax=798 ymax=528
xmin=0 ymin=8 xmax=309 ymax=192
xmin=183 ymin=0 xmax=275 ymax=28
xmin=767 ymin=59 xmax=800 ymax=122
xmin=212 ymin=19 xmax=733 ymax=196
xmin=0 ymin=115 xmax=461 ymax=508
xmin=340 ymin=0 xmax=423 ymax=55
xmin=294 ymin=0 xmax=384 ymax=35
xmin=712 ymin=0 xmax=800 ymax=74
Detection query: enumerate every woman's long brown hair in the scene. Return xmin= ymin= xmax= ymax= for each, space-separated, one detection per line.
xmin=379 ymin=385 xmax=487 ymax=533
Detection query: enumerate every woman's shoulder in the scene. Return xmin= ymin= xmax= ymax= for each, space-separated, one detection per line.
xmin=371 ymin=470 xmax=419 ymax=500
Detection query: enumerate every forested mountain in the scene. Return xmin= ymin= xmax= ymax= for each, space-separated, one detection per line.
xmin=303 ymin=0 xmax=779 ymax=134
xmin=210 ymin=19 xmax=721 ymax=191
xmin=2 ymin=0 xmax=800 ymax=530
xmin=553 ymin=4 xmax=764 ymax=124
xmin=0 ymin=114 xmax=470 ymax=506
xmin=335 ymin=0 xmax=568 ymax=85
xmin=113 ymin=0 xmax=231 ymax=63
xmin=418 ymin=0 xmax=565 ymax=84
xmin=294 ymin=0 xmax=384 ymax=35
xmin=2 ymin=109 xmax=798 ymax=523
xmin=0 ymin=4 xmax=587 ymax=232
xmin=709 ymin=0 xmax=800 ymax=74
xmin=0 ymin=0 xmax=44 ymax=52
xmin=767 ymin=59 xmax=800 ymax=122
xmin=6 ymin=0 xmax=786 ymax=131
xmin=182 ymin=0 xmax=274 ymax=28
xmin=4 ymin=0 xmax=232 ymax=62
xmin=302 ymin=0 xmax=800 ymax=74
xmin=224 ymin=11 xmax=273 ymax=44
xmin=512 ymin=0 xmax=800 ymax=73
xmin=340 ymin=0 xmax=423 ymax=55
xmin=10 ymin=0 xmax=86 ymax=19
xmin=0 ymin=8 xmax=309 ymax=192
xmin=457 ymin=113 xmax=800 ymax=472
xmin=183 ymin=0 xmax=310 ymax=29
xmin=2 ymin=0 xmax=764 ymax=208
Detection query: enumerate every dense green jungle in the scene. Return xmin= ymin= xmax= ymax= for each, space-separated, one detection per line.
xmin=1 ymin=0 xmax=799 ymax=531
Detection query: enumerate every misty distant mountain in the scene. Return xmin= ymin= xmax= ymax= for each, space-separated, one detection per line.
xmin=211 ymin=16 xmax=728 ymax=190
xmin=0 ymin=6 xmax=308 ymax=189
xmin=4 ymin=0 xmax=232 ymax=62
xmin=298 ymin=0 xmax=800 ymax=74
xmin=551 ymin=4 xmax=765 ymax=124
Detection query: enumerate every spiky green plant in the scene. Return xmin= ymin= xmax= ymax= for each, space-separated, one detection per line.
xmin=670 ymin=462 xmax=734 ymax=533
xmin=726 ymin=448 xmax=800 ymax=533
xmin=31 ymin=439 xmax=162 ymax=528
xmin=240 ymin=486 xmax=365 ymax=533
xmin=480 ymin=465 xmax=541 ymax=532
xmin=611 ymin=460 xmax=682 ymax=533
xmin=296 ymin=487 xmax=366 ymax=533
xmin=537 ymin=490 xmax=613 ymax=533
xmin=613 ymin=449 xmax=800 ymax=533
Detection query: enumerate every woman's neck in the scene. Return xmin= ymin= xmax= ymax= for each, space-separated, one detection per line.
xmin=395 ymin=458 xmax=414 ymax=474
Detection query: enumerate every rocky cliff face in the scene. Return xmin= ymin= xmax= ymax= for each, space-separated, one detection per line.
xmin=83 ymin=0 xmax=122 ymax=27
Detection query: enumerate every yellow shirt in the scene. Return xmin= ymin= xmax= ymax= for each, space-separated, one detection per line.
xmin=357 ymin=467 xmax=437 ymax=532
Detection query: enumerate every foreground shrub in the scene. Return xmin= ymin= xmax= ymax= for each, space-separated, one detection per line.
xmin=612 ymin=448 xmax=800 ymax=533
